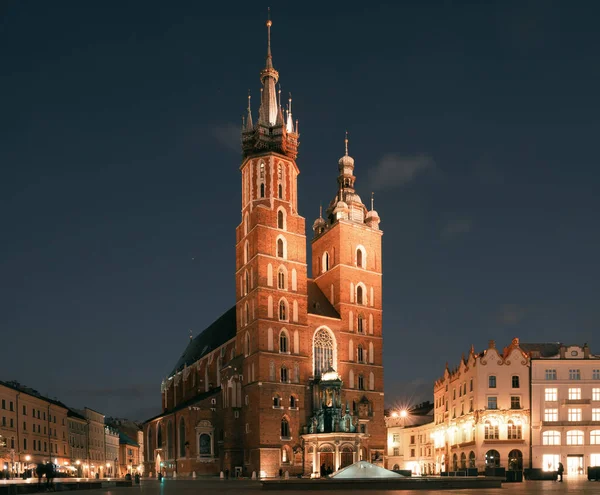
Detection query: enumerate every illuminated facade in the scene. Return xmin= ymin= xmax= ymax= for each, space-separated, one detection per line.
xmin=143 ymin=16 xmax=386 ymax=478
xmin=0 ymin=381 xmax=69 ymax=475
xmin=432 ymin=339 xmax=530 ymax=473
xmin=385 ymin=402 xmax=434 ymax=474
xmin=526 ymin=343 xmax=600 ymax=476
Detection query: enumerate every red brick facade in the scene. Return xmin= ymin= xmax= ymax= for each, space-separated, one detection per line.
xmin=143 ymin=18 xmax=385 ymax=479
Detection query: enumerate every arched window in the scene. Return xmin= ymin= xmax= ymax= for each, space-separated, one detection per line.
xmin=244 ymin=270 xmax=249 ymax=295
xmin=507 ymin=420 xmax=522 ymax=440
xmin=357 ymin=345 xmax=364 ymax=363
xmin=276 ymin=237 xmax=286 ymax=258
xmin=566 ymin=430 xmax=584 ymax=445
xmin=279 ymin=330 xmax=289 ymax=353
xmin=179 ymin=417 xmax=186 ymax=458
xmin=273 ymin=394 xmax=281 ymax=408
xmin=322 ymin=252 xmax=329 ymax=273
xmin=368 ymin=342 xmax=374 ymax=364
xmin=485 ymin=449 xmax=500 ymax=468
xmin=452 ymin=453 xmax=458 ymax=471
xmin=484 ymin=421 xmax=499 ymax=440
xmin=278 ymin=184 xmax=283 ymax=199
xmin=290 ymin=396 xmax=297 ymax=408
xmin=313 ymin=328 xmax=335 ymax=377
xmin=460 ymin=452 xmax=466 ymax=469
xmin=280 ymin=366 xmax=288 ymax=383
xmin=357 ymin=314 xmax=364 ymax=333
xmin=166 ymin=420 xmax=173 ymax=459
xmin=508 ymin=450 xmax=523 ymax=471
xmin=278 ymin=267 xmax=286 ymax=290
xmin=244 ymin=212 xmax=249 ymax=236
xmin=469 ymin=451 xmax=476 ymax=468
xmin=157 ymin=423 xmax=163 ymax=449
xmin=260 ymin=183 xmax=265 ymax=198
xmin=279 ymin=299 xmax=288 ymax=321
xmin=356 ymin=246 xmax=366 ymax=268
xmin=244 ymin=302 xmax=249 ymax=325
xmin=281 ymin=418 xmax=290 ymax=438
xmin=393 ymin=464 xmax=400 ymax=471
xmin=260 ymin=162 xmax=265 ymax=179
xmin=244 ymin=332 xmax=250 ymax=357
xmin=277 ymin=209 xmax=285 ymax=229
xmin=356 ymin=285 xmax=364 ymax=305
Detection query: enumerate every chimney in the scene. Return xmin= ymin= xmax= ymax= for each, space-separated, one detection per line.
xmin=583 ymin=343 xmax=590 ymax=359
xmin=559 ymin=346 xmax=566 ymax=359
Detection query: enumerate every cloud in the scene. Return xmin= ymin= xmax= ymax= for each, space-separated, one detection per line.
xmin=441 ymin=217 xmax=473 ymax=239
xmin=369 ymin=153 xmax=436 ymax=190
xmin=497 ymin=304 xmax=527 ymax=326
xmin=212 ymin=123 xmax=241 ymax=153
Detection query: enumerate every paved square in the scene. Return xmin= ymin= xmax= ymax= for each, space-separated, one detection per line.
xmin=84 ymin=478 xmax=598 ymax=495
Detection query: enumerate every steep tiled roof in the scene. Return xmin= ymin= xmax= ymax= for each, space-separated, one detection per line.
xmin=118 ymin=431 xmax=139 ymax=447
xmin=307 ymin=280 xmax=340 ymax=319
xmin=169 ymin=306 xmax=237 ymax=376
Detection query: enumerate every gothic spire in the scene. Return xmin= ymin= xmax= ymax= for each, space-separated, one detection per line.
xmin=258 ymin=10 xmax=279 ymax=126
xmin=245 ymin=91 xmax=253 ymax=131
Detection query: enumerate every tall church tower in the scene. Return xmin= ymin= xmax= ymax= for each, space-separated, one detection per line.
xmin=235 ymin=16 xmax=310 ymax=473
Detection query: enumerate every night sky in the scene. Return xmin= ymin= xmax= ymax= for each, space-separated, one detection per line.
xmin=2 ymin=1 xmax=599 ymax=421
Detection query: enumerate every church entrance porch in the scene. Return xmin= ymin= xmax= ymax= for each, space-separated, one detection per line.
xmin=302 ymin=432 xmax=366 ymax=477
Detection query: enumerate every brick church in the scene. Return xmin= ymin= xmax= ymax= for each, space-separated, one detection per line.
xmin=143 ymin=16 xmax=385 ymax=478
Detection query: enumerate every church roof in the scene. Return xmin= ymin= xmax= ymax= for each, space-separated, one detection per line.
xmin=169 ymin=306 xmax=237 ymax=376
xmin=307 ymin=280 xmax=340 ymax=319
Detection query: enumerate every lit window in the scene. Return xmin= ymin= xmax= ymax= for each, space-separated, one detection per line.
xmin=568 ymin=408 xmax=582 ymax=422
xmin=322 ymin=252 xmax=329 ymax=273
xmin=393 ymin=447 xmax=399 ymax=456
xmin=544 ymin=409 xmax=558 ymax=422
xmin=592 ymin=409 xmax=600 ymax=421
xmin=569 ymin=369 xmax=581 ymax=380
xmin=260 ymin=163 xmax=265 ymax=179
xmin=507 ymin=421 xmax=522 ymax=440
xmin=566 ymin=430 xmax=584 ymax=445
xmin=484 ymin=422 xmax=499 ymax=440
xmin=568 ymin=388 xmax=582 ymax=400
xmin=545 ymin=369 xmax=557 ymax=380
xmin=511 ymin=396 xmax=521 ymax=409
xmin=593 ymin=388 xmax=600 ymax=401
xmin=512 ymin=376 xmax=520 ymax=388
xmin=487 ymin=397 xmax=497 ymax=410
xmin=545 ymin=388 xmax=558 ymax=402
xmin=281 ymin=447 xmax=288 ymax=463
xmin=488 ymin=376 xmax=496 ymax=388
xmin=542 ymin=431 xmax=560 ymax=445
xmin=591 ymin=430 xmax=600 ymax=445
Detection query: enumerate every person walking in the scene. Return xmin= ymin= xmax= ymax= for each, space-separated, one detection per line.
xmin=557 ymin=462 xmax=564 ymax=482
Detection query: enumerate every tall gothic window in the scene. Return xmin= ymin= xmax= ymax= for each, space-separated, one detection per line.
xmin=357 ymin=374 xmax=364 ymax=390
xmin=279 ymin=300 xmax=287 ymax=321
xmin=278 ymin=210 xmax=284 ymax=229
xmin=280 ymin=366 xmax=288 ymax=383
xmin=278 ymin=268 xmax=286 ymax=290
xmin=357 ymin=314 xmax=364 ymax=333
xmin=281 ymin=418 xmax=290 ymax=438
xmin=279 ymin=331 xmax=288 ymax=353
xmin=179 ymin=417 xmax=186 ymax=458
xmin=167 ymin=420 xmax=173 ymax=459
xmin=260 ymin=183 xmax=265 ymax=198
xmin=322 ymin=252 xmax=329 ymax=273
xmin=356 ymin=285 xmax=364 ymax=305
xmin=357 ymin=345 xmax=364 ymax=363
xmin=277 ymin=239 xmax=284 ymax=258
xmin=260 ymin=162 xmax=265 ymax=179
xmin=157 ymin=423 xmax=163 ymax=449
xmin=313 ymin=328 xmax=335 ymax=377
xmin=357 ymin=248 xmax=363 ymax=268
xmin=278 ymin=184 xmax=283 ymax=199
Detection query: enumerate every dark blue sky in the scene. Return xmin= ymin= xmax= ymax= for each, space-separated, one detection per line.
xmin=1 ymin=1 xmax=599 ymax=420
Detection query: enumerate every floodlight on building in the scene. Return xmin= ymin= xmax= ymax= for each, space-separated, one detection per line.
xmin=25 ymin=455 xmax=31 ymax=462
xmin=400 ymin=410 xmax=408 ymax=418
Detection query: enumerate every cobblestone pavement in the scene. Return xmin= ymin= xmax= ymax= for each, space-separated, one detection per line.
xmin=80 ymin=477 xmax=598 ymax=495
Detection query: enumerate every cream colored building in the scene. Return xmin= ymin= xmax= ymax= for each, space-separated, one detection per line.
xmin=432 ymin=339 xmax=530 ymax=473
xmin=0 ymin=381 xmax=69 ymax=474
xmin=67 ymin=409 xmax=88 ymax=474
xmin=82 ymin=407 xmax=105 ymax=477
xmin=525 ymin=343 xmax=600 ymax=476
xmin=385 ymin=403 xmax=434 ymax=474
xmin=105 ymin=426 xmax=119 ymax=477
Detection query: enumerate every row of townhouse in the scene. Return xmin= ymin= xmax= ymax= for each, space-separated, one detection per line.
xmin=386 ymin=339 xmax=600 ymax=477
xmin=1 ymin=381 xmax=143 ymax=478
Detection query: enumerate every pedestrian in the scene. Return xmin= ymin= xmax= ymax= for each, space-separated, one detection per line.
xmin=225 ymin=468 xmax=229 ymax=480
xmin=557 ymin=462 xmax=564 ymax=482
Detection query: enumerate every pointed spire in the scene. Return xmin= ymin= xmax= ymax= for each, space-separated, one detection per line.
xmin=266 ymin=7 xmax=273 ymax=69
xmin=286 ymin=93 xmax=294 ymax=132
xmin=345 ymin=130 xmax=349 ymax=156
xmin=371 ymin=192 xmax=374 ymax=210
xmin=245 ymin=91 xmax=253 ymax=131
xmin=319 ymin=204 xmax=323 ymax=218
xmin=258 ymin=9 xmax=279 ymax=125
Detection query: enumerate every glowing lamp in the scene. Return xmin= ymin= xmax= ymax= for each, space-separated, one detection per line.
xmin=400 ymin=410 xmax=408 ymax=418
